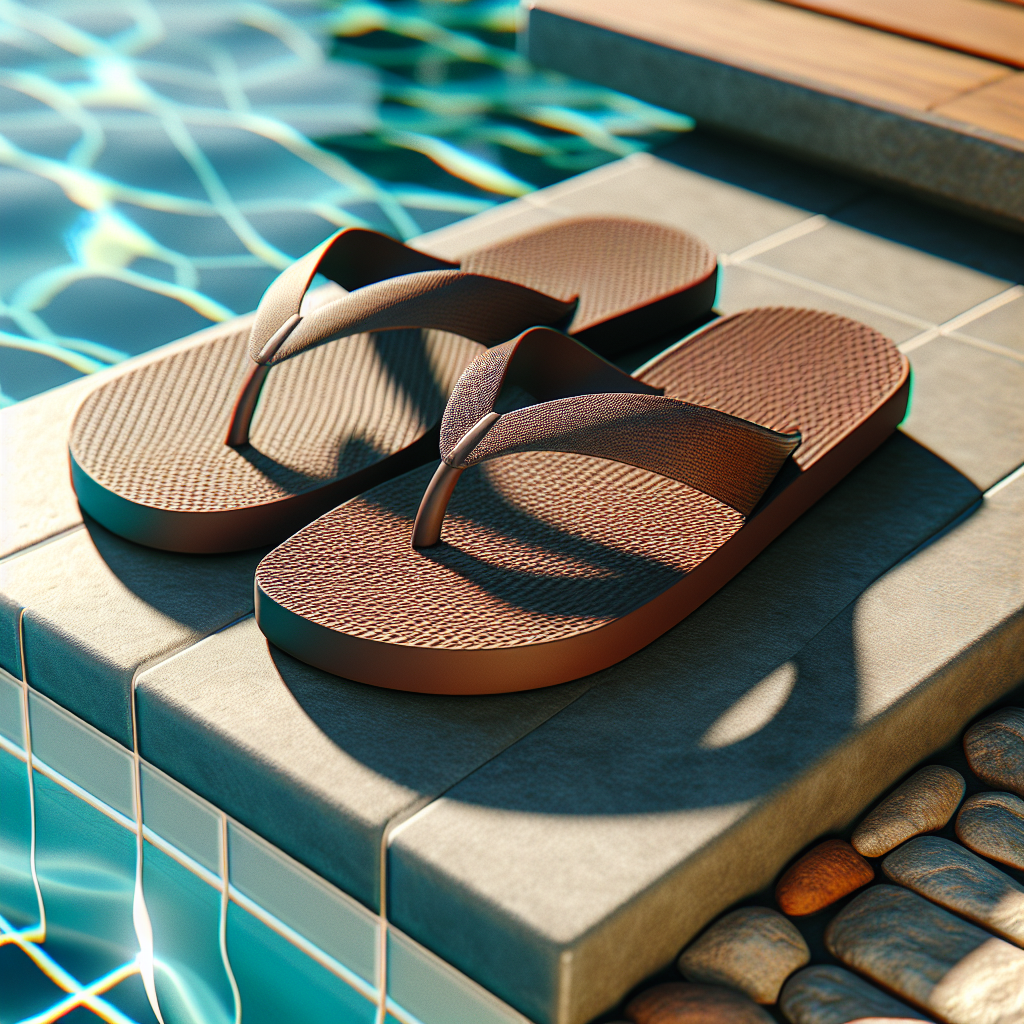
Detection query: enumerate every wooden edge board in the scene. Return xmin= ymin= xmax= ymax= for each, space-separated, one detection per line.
xmin=774 ymin=0 xmax=1024 ymax=69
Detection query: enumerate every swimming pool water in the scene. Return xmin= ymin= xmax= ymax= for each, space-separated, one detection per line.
xmin=0 ymin=0 xmax=691 ymax=406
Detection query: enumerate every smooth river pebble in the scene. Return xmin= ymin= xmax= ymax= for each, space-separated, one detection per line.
xmin=825 ymin=884 xmax=1024 ymax=1023
xmin=678 ymin=906 xmax=809 ymax=1003
xmin=852 ymin=766 xmax=965 ymax=857
xmin=776 ymin=839 xmax=874 ymax=915
xmin=779 ymin=965 xmax=928 ymax=1024
xmin=883 ymin=835 xmax=1024 ymax=945
xmin=626 ymin=982 xmax=775 ymax=1024
xmin=964 ymin=707 xmax=1024 ymax=797
xmin=955 ymin=791 xmax=1024 ymax=870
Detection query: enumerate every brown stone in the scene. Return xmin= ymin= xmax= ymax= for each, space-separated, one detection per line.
xmin=779 ymin=965 xmax=929 ymax=1024
xmin=955 ymin=791 xmax=1024 ymax=870
xmin=964 ymin=707 xmax=1024 ymax=797
xmin=883 ymin=835 xmax=1024 ymax=945
xmin=678 ymin=906 xmax=809 ymax=1003
xmin=825 ymin=884 xmax=1024 ymax=1022
xmin=626 ymin=982 xmax=775 ymax=1024
xmin=852 ymin=766 xmax=965 ymax=857
xmin=775 ymin=839 xmax=874 ymax=916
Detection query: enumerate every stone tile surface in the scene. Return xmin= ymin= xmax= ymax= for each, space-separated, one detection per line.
xmin=0 ymin=522 xmax=263 ymax=747
xmin=955 ymin=792 xmax=1024 ymax=870
xmin=678 ymin=907 xmax=808 ymax=1003
xmin=959 ymin=294 xmax=1024 ymax=355
xmin=779 ymin=965 xmax=929 ymax=1024
xmin=755 ymin=220 xmax=1011 ymax=327
xmin=228 ymin=819 xmax=379 ymax=986
xmin=388 ymin=437 xmax=996 ymax=1024
xmin=826 ymin=884 xmax=1024 ymax=1021
xmin=882 ymin=836 xmax=1024 ymax=946
xmin=900 ymin=336 xmax=1024 ymax=490
xmin=964 ymin=707 xmax=1024 ymax=796
xmin=525 ymin=152 xmax=826 ymax=256
xmin=387 ymin=928 xmax=531 ymax=1024
xmin=135 ymin=617 xmax=591 ymax=912
xmin=28 ymin=690 xmax=134 ymax=818
xmin=716 ymin=263 xmax=923 ymax=343
xmin=852 ymin=766 xmax=965 ymax=857
xmin=140 ymin=761 xmax=221 ymax=876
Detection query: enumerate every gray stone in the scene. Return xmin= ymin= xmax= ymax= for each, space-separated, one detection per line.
xmin=135 ymin=616 xmax=592 ymax=912
xmin=964 ymin=708 xmax=1024 ymax=797
xmin=852 ymin=766 xmax=965 ymax=857
xmin=899 ymin=338 xmax=1024 ymax=491
xmin=882 ymin=836 xmax=1024 ymax=946
xmin=779 ymin=965 xmax=928 ymax=1024
xmin=956 ymin=792 xmax=1024 ymax=871
xmin=678 ymin=906 xmax=809 ymax=1003
xmin=826 ymin=884 xmax=1024 ymax=1023
xmin=625 ymin=982 xmax=774 ymax=1023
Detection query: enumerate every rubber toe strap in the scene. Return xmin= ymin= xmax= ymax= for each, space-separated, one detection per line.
xmin=247 ymin=227 xmax=577 ymax=366
xmin=412 ymin=328 xmax=801 ymax=546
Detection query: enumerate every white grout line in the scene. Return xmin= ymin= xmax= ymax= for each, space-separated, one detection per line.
xmin=129 ymin=666 xmax=166 ymax=1024
xmin=899 ymin=284 xmax=1024 ymax=355
xmin=736 ymin=259 xmax=935 ymax=331
xmin=228 ymin=884 xmax=379 ymax=1004
xmin=17 ymin=610 xmax=46 ymax=945
xmin=0 ymin=523 xmax=85 ymax=567
xmin=985 ymin=461 xmax=1024 ymax=499
xmin=142 ymin=825 xmax=220 ymax=889
xmin=219 ymin=813 xmax=243 ymax=1024
xmin=720 ymin=213 xmax=829 ymax=265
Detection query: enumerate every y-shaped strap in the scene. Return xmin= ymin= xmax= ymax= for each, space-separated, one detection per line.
xmin=226 ymin=228 xmax=578 ymax=446
xmin=411 ymin=328 xmax=801 ymax=547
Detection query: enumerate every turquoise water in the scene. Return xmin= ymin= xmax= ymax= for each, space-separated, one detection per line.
xmin=0 ymin=2 xmax=690 ymax=1021
xmin=0 ymin=0 xmax=691 ymax=406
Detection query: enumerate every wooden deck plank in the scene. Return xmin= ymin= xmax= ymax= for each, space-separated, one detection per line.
xmin=775 ymin=0 xmax=1024 ymax=69
xmin=533 ymin=0 xmax=1010 ymax=112
xmin=936 ymin=74 xmax=1024 ymax=141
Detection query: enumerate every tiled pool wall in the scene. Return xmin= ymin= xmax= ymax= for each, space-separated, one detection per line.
xmin=0 ymin=663 xmax=530 ymax=1024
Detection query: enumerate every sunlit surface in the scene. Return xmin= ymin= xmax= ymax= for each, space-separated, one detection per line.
xmin=0 ymin=0 xmax=690 ymax=405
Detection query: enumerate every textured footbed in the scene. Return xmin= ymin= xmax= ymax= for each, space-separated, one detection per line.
xmin=256 ymin=308 xmax=907 ymax=654
xmin=70 ymin=217 xmax=715 ymax=534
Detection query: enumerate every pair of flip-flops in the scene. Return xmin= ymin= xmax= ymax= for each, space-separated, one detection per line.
xmin=69 ymin=217 xmax=908 ymax=695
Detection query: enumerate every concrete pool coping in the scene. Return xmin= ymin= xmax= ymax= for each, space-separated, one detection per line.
xmin=1 ymin=134 xmax=1022 ymax=1023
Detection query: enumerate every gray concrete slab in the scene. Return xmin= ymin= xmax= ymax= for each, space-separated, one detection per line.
xmin=135 ymin=617 xmax=592 ymax=912
xmin=0 ymin=521 xmax=263 ymax=746
xmin=387 ymin=457 xmax=1023 ymax=1024
xmin=900 ymin=336 xmax=1024 ymax=491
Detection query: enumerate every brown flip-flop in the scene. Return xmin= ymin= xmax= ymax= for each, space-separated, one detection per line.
xmin=69 ymin=219 xmax=716 ymax=553
xmin=254 ymin=308 xmax=909 ymax=693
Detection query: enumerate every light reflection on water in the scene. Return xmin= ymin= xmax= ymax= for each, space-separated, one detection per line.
xmin=0 ymin=2 xmax=690 ymax=1020
xmin=0 ymin=0 xmax=691 ymax=405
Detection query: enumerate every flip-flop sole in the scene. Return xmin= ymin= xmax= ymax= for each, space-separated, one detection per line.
xmin=255 ymin=308 xmax=910 ymax=692
xmin=70 ymin=218 xmax=716 ymax=552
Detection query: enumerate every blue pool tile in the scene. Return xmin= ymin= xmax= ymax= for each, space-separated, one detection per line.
xmin=228 ymin=820 xmax=378 ymax=989
xmin=0 ymin=746 xmax=38 ymax=930
xmin=33 ymin=771 xmax=137 ymax=983
xmin=387 ymin=927 xmax=531 ymax=1024
xmin=141 ymin=762 xmax=220 ymax=877
xmin=226 ymin=900 xmax=377 ymax=1024
xmin=0 ymin=668 xmax=22 ymax=747
xmin=29 ymin=691 xmax=135 ymax=819
xmin=143 ymin=841 xmax=234 ymax=1024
